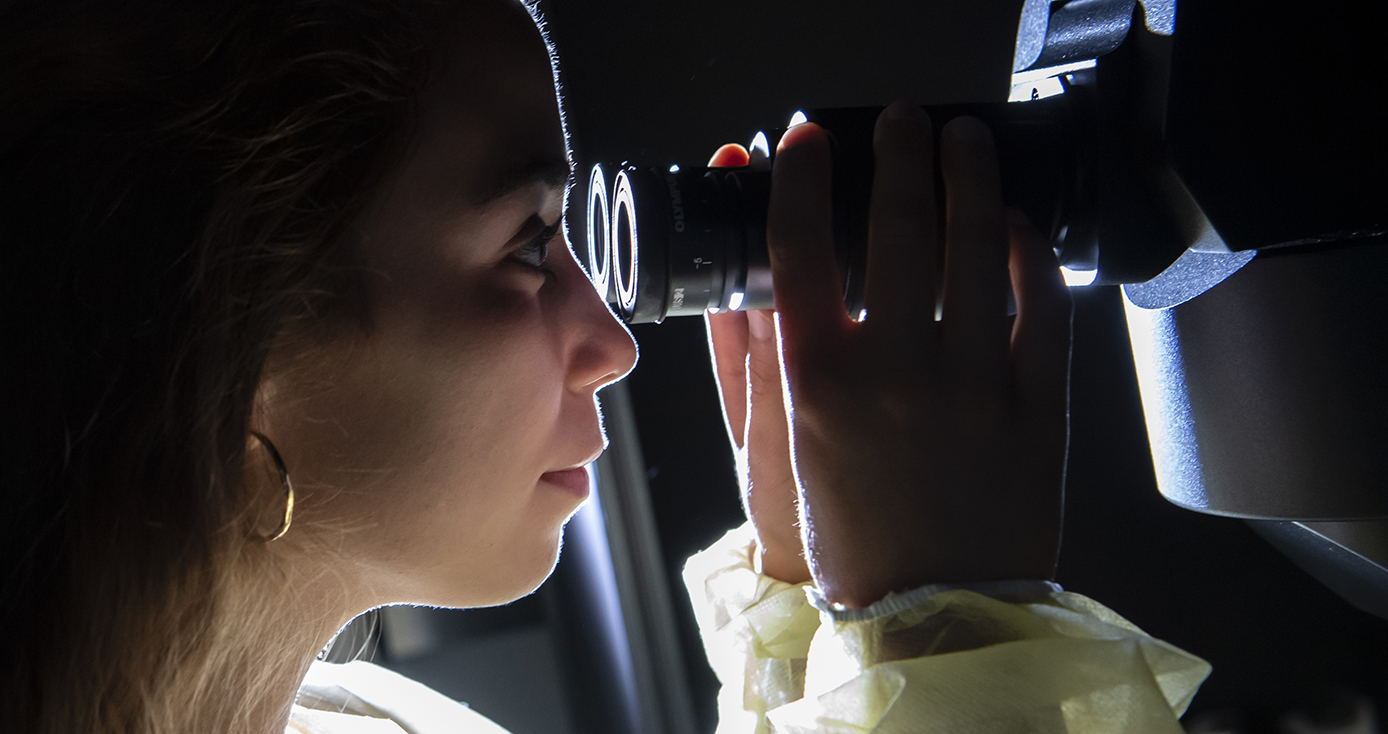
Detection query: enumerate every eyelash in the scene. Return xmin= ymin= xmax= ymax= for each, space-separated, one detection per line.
xmin=513 ymin=219 xmax=561 ymax=272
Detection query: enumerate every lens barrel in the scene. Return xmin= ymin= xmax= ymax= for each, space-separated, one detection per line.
xmin=586 ymin=97 xmax=1086 ymax=324
xmin=606 ymin=165 xmax=772 ymax=323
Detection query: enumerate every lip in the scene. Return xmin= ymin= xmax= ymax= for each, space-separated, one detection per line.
xmin=539 ymin=466 xmax=591 ymax=498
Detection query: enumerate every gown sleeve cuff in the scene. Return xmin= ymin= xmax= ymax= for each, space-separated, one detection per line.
xmin=683 ymin=521 xmax=823 ymax=733
xmin=686 ymin=522 xmax=1212 ymax=734
xmin=769 ymin=585 xmax=1212 ymax=734
xmin=806 ymin=579 xmax=1065 ymax=622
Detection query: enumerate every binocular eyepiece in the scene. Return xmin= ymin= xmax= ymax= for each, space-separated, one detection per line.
xmin=585 ymin=96 xmax=1091 ymax=324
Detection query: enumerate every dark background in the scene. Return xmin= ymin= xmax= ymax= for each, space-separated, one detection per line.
xmin=537 ymin=0 xmax=1388 ymax=731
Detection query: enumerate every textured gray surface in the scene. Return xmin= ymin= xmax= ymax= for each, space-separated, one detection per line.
xmin=1124 ymin=243 xmax=1388 ymax=520
xmin=1013 ymin=0 xmax=1053 ymax=71
xmin=1034 ymin=0 xmax=1137 ymax=68
xmin=1139 ymin=0 xmax=1176 ymax=35
xmin=385 ymin=626 xmax=575 ymax=734
xmin=1122 ymin=248 xmax=1255 ymax=310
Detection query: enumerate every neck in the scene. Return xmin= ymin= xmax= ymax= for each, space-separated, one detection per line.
xmin=240 ymin=543 xmax=368 ymax=734
xmin=237 ymin=438 xmax=375 ymax=733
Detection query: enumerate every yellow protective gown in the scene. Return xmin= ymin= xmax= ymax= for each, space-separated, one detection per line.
xmin=682 ymin=522 xmax=1211 ymax=734
xmin=290 ymin=520 xmax=1211 ymax=733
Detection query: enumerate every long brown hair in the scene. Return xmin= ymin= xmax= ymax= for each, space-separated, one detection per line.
xmin=0 ymin=1 xmax=447 ymax=730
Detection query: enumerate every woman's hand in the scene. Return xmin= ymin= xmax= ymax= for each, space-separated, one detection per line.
xmin=767 ymin=103 xmax=1073 ymax=608
xmin=705 ymin=143 xmax=814 ymax=585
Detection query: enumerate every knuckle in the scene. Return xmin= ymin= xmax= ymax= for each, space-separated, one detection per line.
xmin=747 ymin=358 xmax=783 ymax=394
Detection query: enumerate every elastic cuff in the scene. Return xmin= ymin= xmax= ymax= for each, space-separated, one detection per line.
xmin=806 ymin=579 xmax=1064 ymax=622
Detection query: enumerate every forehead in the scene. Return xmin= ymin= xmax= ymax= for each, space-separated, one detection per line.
xmin=409 ymin=0 xmax=567 ymax=204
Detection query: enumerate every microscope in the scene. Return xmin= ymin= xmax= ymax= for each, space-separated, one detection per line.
xmin=1014 ymin=0 xmax=1388 ymax=620
xmin=581 ymin=0 xmax=1388 ymax=618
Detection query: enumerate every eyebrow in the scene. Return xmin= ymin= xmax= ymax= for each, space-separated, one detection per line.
xmin=475 ymin=157 xmax=574 ymax=206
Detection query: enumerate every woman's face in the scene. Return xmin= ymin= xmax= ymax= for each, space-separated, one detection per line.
xmin=261 ymin=0 xmax=637 ymax=608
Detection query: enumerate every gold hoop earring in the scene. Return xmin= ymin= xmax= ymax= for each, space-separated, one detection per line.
xmin=250 ymin=431 xmax=295 ymax=542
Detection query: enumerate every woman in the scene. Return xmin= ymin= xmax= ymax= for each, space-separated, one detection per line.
xmin=0 ymin=0 xmax=1208 ymax=732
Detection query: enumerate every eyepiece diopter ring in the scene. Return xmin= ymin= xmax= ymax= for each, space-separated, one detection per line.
xmin=586 ymin=164 xmax=611 ymax=301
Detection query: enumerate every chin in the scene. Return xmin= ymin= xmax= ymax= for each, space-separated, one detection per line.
xmin=505 ymin=532 xmax=564 ymax=601
xmin=441 ymin=526 xmax=565 ymax=608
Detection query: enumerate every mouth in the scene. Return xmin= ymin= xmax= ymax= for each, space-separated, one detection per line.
xmin=539 ymin=466 xmax=591 ymax=498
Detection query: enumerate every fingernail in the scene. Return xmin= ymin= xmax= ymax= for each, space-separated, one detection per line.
xmin=707 ymin=143 xmax=748 ymax=167
xmin=748 ymin=310 xmax=772 ymax=339
xmin=882 ymin=101 xmax=927 ymax=122
xmin=776 ymin=122 xmax=819 ymax=153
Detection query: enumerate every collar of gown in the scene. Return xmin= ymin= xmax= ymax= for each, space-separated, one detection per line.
xmin=287 ymin=660 xmax=511 ymax=734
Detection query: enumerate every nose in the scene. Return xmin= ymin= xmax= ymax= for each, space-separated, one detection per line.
xmin=559 ymin=236 xmax=638 ymax=393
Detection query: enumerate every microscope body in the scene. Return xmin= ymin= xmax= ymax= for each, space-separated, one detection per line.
xmin=1052 ymin=0 xmax=1388 ymax=616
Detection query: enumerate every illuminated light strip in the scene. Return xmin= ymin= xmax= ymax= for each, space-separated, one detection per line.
xmin=1009 ymin=76 xmax=1065 ymax=102
xmin=1008 ymin=59 xmax=1096 ymax=102
xmin=564 ymin=468 xmax=642 ymax=719
xmin=748 ymin=132 xmax=770 ymax=162
xmin=1009 ymin=58 xmax=1096 ymax=86
xmin=1060 ymin=266 xmax=1097 ymax=287
xmin=1122 ymin=294 xmax=1208 ymax=510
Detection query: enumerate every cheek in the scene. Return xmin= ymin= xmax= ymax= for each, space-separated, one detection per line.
xmin=274 ymin=237 xmax=587 ymax=603
xmin=358 ymin=316 xmax=574 ymax=605
xmin=371 ymin=289 xmax=566 ymax=485
xmin=345 ymin=289 xmax=571 ymax=534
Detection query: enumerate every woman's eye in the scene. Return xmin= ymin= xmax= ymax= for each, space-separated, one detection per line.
xmin=511 ymin=219 xmax=560 ymax=271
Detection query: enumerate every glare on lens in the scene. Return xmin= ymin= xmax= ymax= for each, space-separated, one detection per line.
xmin=749 ymin=132 xmax=770 ymax=161
xmin=729 ymin=292 xmax=745 ymax=311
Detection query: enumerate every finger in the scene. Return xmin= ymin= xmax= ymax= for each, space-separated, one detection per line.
xmin=767 ymin=123 xmax=847 ymax=364
xmin=940 ymin=116 xmax=1010 ymax=384
xmin=745 ymin=309 xmax=788 ymax=428
xmin=709 ymin=143 xmax=751 ymax=168
xmin=1006 ymin=208 xmax=1072 ymax=409
xmin=744 ymin=310 xmax=792 ymax=471
xmin=743 ymin=309 xmax=801 ymax=551
xmin=864 ymin=101 xmax=937 ymax=343
xmin=705 ymin=309 xmax=750 ymax=449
